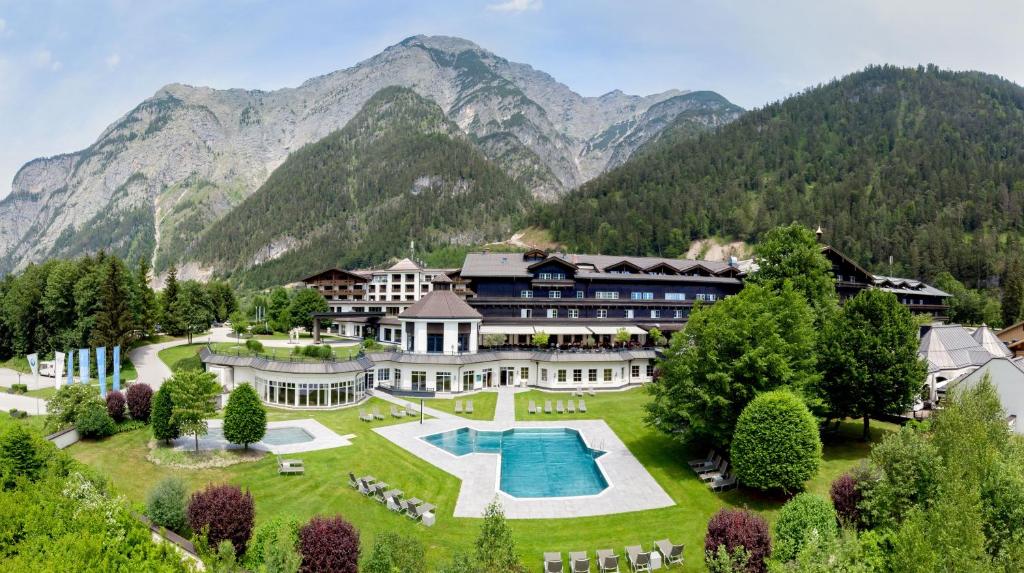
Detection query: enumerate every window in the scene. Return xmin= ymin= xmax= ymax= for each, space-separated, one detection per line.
xmin=573 ymin=369 xmax=583 ymax=383
xmin=651 ymin=309 xmax=661 ymax=319
xmin=696 ymin=293 xmax=718 ymax=302
xmin=569 ymin=308 xmax=579 ymax=319
xmin=588 ymin=369 xmax=598 ymax=382
xmin=625 ymin=309 xmax=634 ymax=319
xmin=539 ymin=272 xmax=566 ymax=280
xmin=673 ymin=309 xmax=684 ymax=319
xmin=462 ymin=371 xmax=475 ymax=391
xmin=596 ymin=291 xmax=619 ymax=300
xmin=631 ymin=365 xmax=640 ymax=378
xmin=557 ymin=370 xmax=567 ymax=383
xmin=696 ymin=293 xmax=707 ymax=301
xmin=520 ymin=367 xmax=530 ymax=380
xmin=427 ymin=333 xmax=444 ymax=353
xmin=597 ymin=309 xmax=608 ymax=319
xmin=541 ymin=368 xmax=548 ymax=382
xmin=666 ymin=292 xmax=686 ymax=301
xmin=631 ymin=292 xmax=654 ymax=300
xmin=521 ymin=290 xmax=533 ymax=298
xmin=411 ymin=371 xmax=426 ymax=391
xmin=521 ymin=308 xmax=533 ymax=318
xmin=603 ymin=368 xmax=613 ymax=382
xmin=393 ymin=368 xmax=401 ymax=387
xmin=549 ymin=290 xmax=561 ymax=299
xmin=377 ymin=368 xmax=390 ymax=382
xmin=576 ymin=291 xmax=584 ymax=298
xmin=707 ymin=294 xmax=717 ymax=302
xmin=547 ymin=309 xmax=558 ymax=319
xmin=646 ymin=364 xmax=655 ymax=378
xmin=436 ymin=372 xmax=452 ymax=392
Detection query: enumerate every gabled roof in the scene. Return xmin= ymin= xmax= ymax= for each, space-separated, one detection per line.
xmin=526 ymin=256 xmax=578 ymax=272
xmin=920 ymin=324 xmax=1003 ymax=372
xmin=301 ymin=268 xmax=370 ymax=283
xmin=821 ymin=245 xmax=874 ymax=280
xmin=388 ymin=258 xmax=422 ymax=271
xmin=603 ymin=260 xmax=644 ymax=273
xmin=973 ymin=325 xmax=1012 ymax=358
xmin=643 ymin=262 xmax=679 ymax=274
xmin=399 ymin=290 xmax=482 ymax=320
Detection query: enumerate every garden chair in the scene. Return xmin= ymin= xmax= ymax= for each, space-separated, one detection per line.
xmin=701 ymin=461 xmax=729 ymax=483
xmin=567 ymin=399 xmax=576 ymax=413
xmin=556 ymin=400 xmax=565 ymax=414
xmin=528 ymin=400 xmax=537 ymax=414
xmin=588 ymin=386 xmax=596 ymax=396
xmin=359 ymin=409 xmax=374 ymax=422
xmin=688 ymin=449 xmax=715 ymax=469
xmin=454 ymin=400 xmax=463 ymax=414
xmin=466 ymin=400 xmax=474 ymax=414
xmin=693 ymin=454 xmax=722 ymax=474
xmin=277 ymin=457 xmax=304 ymax=475
xmin=543 ymin=552 xmax=563 ymax=573
xmin=390 ymin=407 xmax=405 ymax=418
xmin=372 ymin=407 xmax=385 ymax=420
xmin=711 ymin=473 xmax=737 ymax=492
xmin=625 ymin=545 xmax=651 ymax=572
xmin=579 ymin=399 xmax=587 ymax=413
xmin=596 ymin=549 xmax=620 ymax=573
xmin=570 ymin=551 xmax=590 ymax=573
xmin=544 ymin=400 xmax=553 ymax=414
xmin=654 ymin=539 xmax=684 ymax=567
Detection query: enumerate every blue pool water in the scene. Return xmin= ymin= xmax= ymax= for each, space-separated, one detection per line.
xmin=202 ymin=426 xmax=314 ymax=446
xmin=422 ymin=428 xmax=608 ymax=498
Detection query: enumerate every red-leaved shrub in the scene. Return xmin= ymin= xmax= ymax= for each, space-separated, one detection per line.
xmin=126 ymin=383 xmax=153 ymax=422
xmin=105 ymin=390 xmax=126 ymax=423
xmin=705 ymin=508 xmax=772 ymax=573
xmin=830 ymin=473 xmax=861 ymax=526
xmin=298 ymin=515 xmax=359 ymax=573
xmin=187 ymin=484 xmax=255 ymax=556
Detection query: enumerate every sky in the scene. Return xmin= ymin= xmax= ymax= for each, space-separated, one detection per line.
xmin=1 ymin=0 xmax=1023 ymax=197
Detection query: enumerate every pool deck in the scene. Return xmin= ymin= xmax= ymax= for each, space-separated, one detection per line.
xmin=171 ymin=418 xmax=352 ymax=455
xmin=373 ymin=388 xmax=674 ymax=519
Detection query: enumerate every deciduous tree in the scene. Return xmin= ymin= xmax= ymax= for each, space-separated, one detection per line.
xmin=223 ymin=384 xmax=266 ymax=450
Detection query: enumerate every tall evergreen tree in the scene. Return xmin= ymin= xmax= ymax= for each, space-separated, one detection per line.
xmin=1000 ymin=239 xmax=1024 ymax=327
xmin=90 ymin=257 xmax=134 ymax=356
xmin=161 ymin=266 xmax=181 ymax=335
xmin=151 ymin=383 xmax=180 ymax=445
xmin=132 ymin=258 xmax=158 ymax=338
xmin=222 ymin=384 xmax=266 ymax=450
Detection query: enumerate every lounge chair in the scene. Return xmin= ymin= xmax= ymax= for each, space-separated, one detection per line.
xmin=567 ymin=399 xmax=576 ymax=413
xmin=588 ymin=386 xmax=596 ymax=396
xmin=360 ymin=479 xmax=382 ymax=496
xmin=596 ymin=549 xmax=620 ymax=573
xmin=578 ymin=399 xmax=587 ymax=413
xmin=348 ymin=472 xmax=360 ymax=489
xmin=654 ymin=539 xmax=684 ymax=567
xmin=625 ymin=545 xmax=651 ymax=572
xmin=277 ymin=457 xmax=304 ymax=475
xmin=701 ymin=461 xmax=729 ymax=483
xmin=528 ymin=400 xmax=537 ymax=414
xmin=556 ymin=400 xmax=565 ymax=414
xmin=570 ymin=551 xmax=590 ymax=573
xmin=454 ymin=400 xmax=463 ymax=414
xmin=359 ymin=409 xmax=374 ymax=422
xmin=711 ymin=473 xmax=738 ymax=492
xmin=544 ymin=400 xmax=553 ymax=414
xmin=576 ymin=385 xmax=583 ymax=396
xmin=391 ymin=407 xmax=406 ymax=418
xmin=694 ymin=454 xmax=722 ymax=474
xmin=466 ymin=400 xmax=474 ymax=414
xmin=372 ymin=407 xmax=385 ymax=420
xmin=688 ymin=449 xmax=715 ymax=469
xmin=386 ymin=492 xmax=404 ymax=512
xmin=543 ymin=552 xmax=563 ymax=573
xmin=406 ymin=500 xmax=435 ymax=521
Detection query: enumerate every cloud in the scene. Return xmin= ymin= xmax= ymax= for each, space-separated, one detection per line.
xmin=33 ymin=49 xmax=62 ymax=71
xmin=105 ymin=53 xmax=121 ymax=69
xmin=487 ymin=0 xmax=542 ymax=13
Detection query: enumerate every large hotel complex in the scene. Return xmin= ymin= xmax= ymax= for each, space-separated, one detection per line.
xmin=202 ymin=246 xmax=950 ymax=409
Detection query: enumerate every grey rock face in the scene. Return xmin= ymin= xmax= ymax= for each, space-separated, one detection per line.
xmin=0 ymin=34 xmax=742 ymax=275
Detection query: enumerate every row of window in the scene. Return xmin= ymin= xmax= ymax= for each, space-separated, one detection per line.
xmin=521 ymin=308 xmax=686 ymax=319
xmin=520 ymin=290 xmax=717 ymax=301
xmin=253 ymin=376 xmax=367 ymax=408
xmin=375 ymin=364 xmax=652 ymax=390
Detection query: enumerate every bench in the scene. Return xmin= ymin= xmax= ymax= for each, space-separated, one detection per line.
xmin=278 ymin=458 xmax=305 ymax=475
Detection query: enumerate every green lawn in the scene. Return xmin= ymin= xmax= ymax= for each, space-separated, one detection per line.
xmin=67 ymin=385 xmax=894 ymax=570
xmin=423 ymin=391 xmax=498 ymax=420
xmin=158 ymin=344 xmax=206 ymax=372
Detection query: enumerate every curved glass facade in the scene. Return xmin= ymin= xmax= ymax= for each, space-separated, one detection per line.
xmin=254 ymin=373 xmax=367 ymax=409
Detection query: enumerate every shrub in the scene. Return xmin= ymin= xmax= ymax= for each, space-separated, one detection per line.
xmin=46 ymin=384 xmax=104 ymax=432
xmin=114 ymin=420 xmax=147 ymax=434
xmin=830 ymin=473 xmax=862 ymax=527
xmin=146 ymin=476 xmax=188 ymax=533
xmin=482 ymin=333 xmax=507 ymax=347
xmin=474 ymin=500 xmax=526 ymax=572
xmin=244 ymin=516 xmax=300 ymax=571
xmin=151 ymin=384 xmax=180 ymax=444
xmin=361 ymin=530 xmax=426 ymax=573
xmin=731 ymin=390 xmax=821 ymax=493
xmin=187 ymin=484 xmax=255 ymax=556
xmin=223 ymin=384 xmax=266 ymax=449
xmin=105 ymin=390 xmax=126 ymax=423
xmin=245 ymin=339 xmax=265 ymax=354
xmin=8 ymin=409 xmax=27 ymax=419
xmin=773 ymin=493 xmax=839 ymax=563
xmin=75 ymin=400 xmax=116 ymax=439
xmin=126 ymin=383 xmax=153 ymax=422
xmin=705 ymin=544 xmax=750 ymax=573
xmin=0 ymin=424 xmax=43 ymax=487
xmin=532 ymin=331 xmax=550 ymax=347
xmin=704 ymin=508 xmax=771 ymax=573
xmin=297 ymin=515 xmax=360 ymax=573
xmin=10 ymin=383 xmax=28 ymax=394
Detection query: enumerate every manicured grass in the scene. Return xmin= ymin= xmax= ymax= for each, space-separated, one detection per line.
xmin=158 ymin=344 xmax=206 ymax=372
xmin=68 ymin=387 xmax=895 ymax=571
xmin=423 ymin=391 xmax=498 ymax=420
xmin=0 ymin=355 xmax=31 ymax=373
xmin=209 ymin=342 xmax=362 ymax=362
xmin=253 ymin=332 xmax=340 ymax=341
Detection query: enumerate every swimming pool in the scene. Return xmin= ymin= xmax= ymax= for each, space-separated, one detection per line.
xmin=422 ymin=427 xmax=608 ymax=498
xmin=202 ymin=426 xmax=314 ymax=446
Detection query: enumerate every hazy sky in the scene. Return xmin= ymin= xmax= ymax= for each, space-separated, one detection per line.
xmin=1 ymin=0 xmax=1023 ymax=196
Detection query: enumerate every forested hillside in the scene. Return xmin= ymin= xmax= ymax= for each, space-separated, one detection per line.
xmin=191 ymin=87 xmax=535 ymax=289
xmin=543 ymin=65 xmax=1024 ymax=287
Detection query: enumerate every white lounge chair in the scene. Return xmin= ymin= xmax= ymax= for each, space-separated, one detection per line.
xmin=465 ymin=400 xmax=474 ymax=414
xmin=711 ymin=473 xmax=738 ymax=492
xmin=390 ymin=407 xmax=406 ymax=418
xmin=359 ymin=409 xmax=373 ymax=422
xmin=372 ymin=407 xmax=385 ymax=420
xmin=588 ymin=386 xmax=596 ymax=396
xmin=454 ymin=400 xmax=463 ymax=414
xmin=528 ymin=400 xmax=537 ymax=414
xmin=567 ymin=399 xmax=576 ymax=413
xmin=556 ymin=400 xmax=565 ymax=414
xmin=688 ymin=449 xmax=715 ymax=469
xmin=625 ymin=545 xmax=651 ymax=572
xmin=654 ymin=539 xmax=684 ymax=567
xmin=543 ymin=552 xmax=563 ymax=573
xmin=570 ymin=551 xmax=590 ymax=573
xmin=701 ymin=461 xmax=729 ymax=483
xmin=544 ymin=400 xmax=553 ymax=414
xmin=694 ymin=454 xmax=722 ymax=474
xmin=578 ymin=399 xmax=587 ymax=413
xmin=596 ymin=549 xmax=620 ymax=573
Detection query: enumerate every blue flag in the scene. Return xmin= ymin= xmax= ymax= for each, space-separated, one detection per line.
xmin=66 ymin=352 xmax=74 ymax=386
xmin=97 ymin=347 xmax=106 ymax=397
xmin=113 ymin=346 xmax=121 ymax=391
xmin=79 ymin=348 xmax=89 ymax=384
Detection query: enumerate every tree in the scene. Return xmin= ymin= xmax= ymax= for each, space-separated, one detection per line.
xmin=772 ymin=493 xmax=839 ymax=563
xmin=75 ymin=400 xmax=116 ymax=439
xmin=244 ymin=517 xmax=301 ymax=573
xmin=131 ymin=258 xmax=158 ymax=338
xmin=169 ymin=370 xmax=220 ymax=451
xmin=646 ymin=283 xmax=818 ymax=448
xmin=818 ymin=288 xmax=927 ymax=440
xmin=829 ymin=473 xmax=862 ymax=527
xmin=730 ymin=390 xmax=822 ymax=493
xmin=90 ymin=257 xmax=135 ymax=353
xmin=482 ymin=333 xmax=507 ymax=347
xmin=288 ymin=288 xmax=328 ymax=331
xmin=187 ymin=484 xmax=255 ymax=557
xmin=1001 ymin=237 xmax=1024 ymax=327
xmin=46 ymin=384 xmax=105 ymax=432
xmin=531 ymin=331 xmax=549 ymax=347
xmin=146 ymin=476 xmax=189 ymax=533
xmin=229 ymin=310 xmax=250 ymax=339
xmin=161 ymin=266 xmax=181 ymax=334
xmin=704 ymin=508 xmax=772 ymax=573
xmin=934 ymin=272 xmax=1001 ymax=326
xmin=745 ymin=223 xmax=837 ymax=319
xmin=151 ymin=383 xmax=180 ymax=444
xmin=361 ymin=531 xmax=426 ymax=573
xmin=860 ymin=426 xmax=941 ymax=528
xmin=105 ymin=390 xmax=126 ymax=423
xmin=173 ymin=281 xmax=214 ymax=344
xmin=268 ymin=288 xmax=293 ymax=333
xmin=614 ymin=327 xmax=631 ymax=346
xmin=126 ymin=383 xmax=153 ymax=422
xmin=474 ymin=500 xmax=527 ymax=573
xmin=297 ymin=515 xmax=360 ymax=573
xmin=207 ymin=281 xmax=238 ymax=323
xmin=0 ymin=424 xmax=43 ymax=488
xmin=223 ymin=384 xmax=266 ymax=450
xmin=647 ymin=326 xmax=667 ymax=347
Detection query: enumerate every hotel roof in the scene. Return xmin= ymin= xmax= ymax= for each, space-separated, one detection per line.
xmin=460 ymin=251 xmax=736 ymax=279
xmin=399 ymin=290 xmax=482 ymax=320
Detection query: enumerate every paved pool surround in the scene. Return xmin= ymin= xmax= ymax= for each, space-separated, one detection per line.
xmin=374 ymin=416 xmax=674 ymax=519
xmin=171 ymin=418 xmax=352 ymax=454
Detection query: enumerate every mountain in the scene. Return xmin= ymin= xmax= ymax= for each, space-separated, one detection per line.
xmin=191 ymin=87 xmax=533 ymax=288
xmin=543 ymin=65 xmax=1024 ymax=286
xmin=0 ymin=35 xmax=741 ymax=277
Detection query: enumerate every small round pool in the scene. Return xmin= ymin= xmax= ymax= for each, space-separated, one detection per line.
xmin=422 ymin=427 xmax=608 ymax=498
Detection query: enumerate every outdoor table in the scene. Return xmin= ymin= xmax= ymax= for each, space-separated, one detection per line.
xmin=650 ymin=551 xmax=663 ymax=570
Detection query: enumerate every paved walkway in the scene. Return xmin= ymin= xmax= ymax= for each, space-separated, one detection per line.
xmin=0 ymin=392 xmax=48 ymax=415
xmin=493 ymin=386 xmax=520 ymax=424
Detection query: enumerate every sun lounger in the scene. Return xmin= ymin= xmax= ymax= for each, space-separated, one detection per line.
xmin=556 ymin=400 xmax=565 ymax=414
xmin=576 ymin=385 xmax=583 ymax=396
xmin=348 ymin=472 xmax=360 ymax=489
xmin=711 ymin=473 xmax=738 ymax=492
xmin=386 ymin=492 xmax=404 ymax=512
xmin=466 ymin=400 xmax=474 ymax=414
xmin=391 ymin=407 xmax=406 ymax=418
xmin=567 ymin=399 xmax=576 ymax=413
xmin=277 ymin=457 xmax=304 ymax=475
xmin=543 ymin=552 xmax=563 ymax=573
xmin=688 ymin=449 xmax=715 ymax=469
xmin=588 ymin=386 xmax=596 ymax=396
xmin=454 ymin=400 xmax=463 ymax=414
xmin=579 ymin=399 xmax=587 ymax=413
xmin=372 ymin=407 xmax=385 ymax=420
xmin=694 ymin=454 xmax=722 ymax=474
xmin=654 ymin=539 xmax=684 ymax=567
xmin=701 ymin=461 xmax=729 ymax=483
xmin=528 ymin=400 xmax=537 ymax=414
xmin=359 ymin=409 xmax=373 ymax=422
xmin=406 ymin=500 xmax=435 ymax=521
xmin=545 ymin=400 xmax=553 ymax=414
xmin=359 ymin=478 xmax=380 ymax=496
xmin=596 ymin=549 xmax=620 ymax=573
xmin=626 ymin=545 xmax=652 ymax=572
xmin=570 ymin=551 xmax=590 ymax=573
